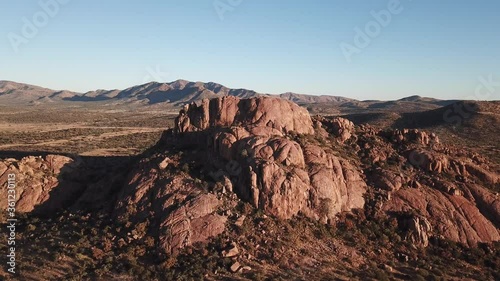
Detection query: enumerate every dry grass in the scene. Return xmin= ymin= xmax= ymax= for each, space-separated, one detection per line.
xmin=0 ymin=105 xmax=176 ymax=156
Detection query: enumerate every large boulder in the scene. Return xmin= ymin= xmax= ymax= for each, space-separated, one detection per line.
xmin=114 ymin=161 xmax=230 ymax=256
xmin=160 ymin=193 xmax=227 ymax=255
xmin=208 ymin=127 xmax=367 ymax=222
xmin=0 ymin=155 xmax=83 ymax=213
xmin=322 ymin=117 xmax=356 ymax=143
xmin=407 ymin=149 xmax=449 ymax=174
xmin=386 ymin=129 xmax=439 ymax=146
xmin=371 ymin=169 xmax=404 ymax=192
xmin=172 ymin=97 xmax=367 ymax=222
xmin=404 ymin=216 xmax=432 ymax=248
xmin=384 ymin=186 xmax=500 ymax=246
xmin=175 ymin=96 xmax=315 ymax=135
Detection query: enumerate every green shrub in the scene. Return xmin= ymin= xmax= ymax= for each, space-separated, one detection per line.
xmin=26 ymin=224 xmax=37 ymax=232
xmin=373 ymin=269 xmax=390 ymax=281
xmin=181 ymin=163 xmax=190 ymax=173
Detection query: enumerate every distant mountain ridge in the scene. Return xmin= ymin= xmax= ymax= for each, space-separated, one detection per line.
xmin=279 ymin=92 xmax=355 ymax=104
xmin=0 ymin=80 xmax=70 ymax=101
xmin=0 ymin=80 xmax=261 ymax=106
xmin=0 ymin=80 xmax=460 ymax=111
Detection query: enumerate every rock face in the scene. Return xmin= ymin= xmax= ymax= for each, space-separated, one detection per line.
xmin=160 ymin=193 xmax=227 ymax=255
xmin=113 ymin=97 xmax=367 ymax=255
xmin=176 ymin=97 xmax=367 ymax=222
xmin=407 ymin=149 xmax=449 ymax=174
xmin=386 ymin=129 xmax=439 ymax=146
xmin=404 ymin=216 xmax=432 ymax=247
xmin=175 ymin=96 xmax=315 ymax=135
xmin=114 ymin=160 xmax=229 ymax=256
xmin=371 ymin=170 xmax=404 ymax=192
xmin=0 ymin=155 xmax=83 ymax=213
xmin=320 ymin=117 xmax=356 ymax=143
xmin=365 ymin=128 xmax=500 ymax=247
xmin=385 ymin=186 xmax=500 ymax=246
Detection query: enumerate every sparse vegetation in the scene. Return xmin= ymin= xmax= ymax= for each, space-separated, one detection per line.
xmin=1 ymin=100 xmax=499 ymax=281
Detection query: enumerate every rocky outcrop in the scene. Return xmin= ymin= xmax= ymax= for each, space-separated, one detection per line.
xmin=302 ymin=144 xmax=366 ymax=220
xmin=404 ymin=216 xmax=432 ymax=248
xmin=175 ymin=96 xmax=315 ymax=135
xmin=465 ymin=163 xmax=500 ymax=185
xmin=407 ymin=149 xmax=499 ymax=184
xmin=113 ymin=97 xmax=368 ymax=255
xmin=169 ymin=98 xmax=500 ymax=249
xmin=114 ymin=160 xmax=230 ymax=256
xmin=160 ymin=193 xmax=227 ymax=255
xmin=172 ymin=97 xmax=367 ymax=222
xmin=468 ymin=184 xmax=500 ymax=226
xmin=407 ymin=149 xmax=449 ymax=174
xmin=362 ymin=128 xmax=500 ymax=247
xmin=320 ymin=117 xmax=356 ymax=143
xmin=187 ymin=98 xmax=368 ymax=222
xmin=371 ymin=170 xmax=404 ymax=192
xmin=0 ymin=155 xmax=83 ymax=213
xmin=384 ymin=187 xmax=500 ymax=246
xmin=385 ymin=129 xmax=439 ymax=146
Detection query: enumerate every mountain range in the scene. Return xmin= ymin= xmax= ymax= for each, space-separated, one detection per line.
xmin=0 ymin=80 xmax=458 ymax=112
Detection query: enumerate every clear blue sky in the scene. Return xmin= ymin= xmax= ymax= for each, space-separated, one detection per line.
xmin=1 ymin=0 xmax=499 ymax=100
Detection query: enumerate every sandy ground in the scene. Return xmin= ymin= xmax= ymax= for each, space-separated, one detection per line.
xmin=0 ymin=108 xmax=174 ymax=156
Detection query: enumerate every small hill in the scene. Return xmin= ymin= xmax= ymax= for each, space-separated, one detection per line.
xmin=279 ymin=92 xmax=355 ymax=104
xmin=0 ymin=80 xmax=77 ymax=103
